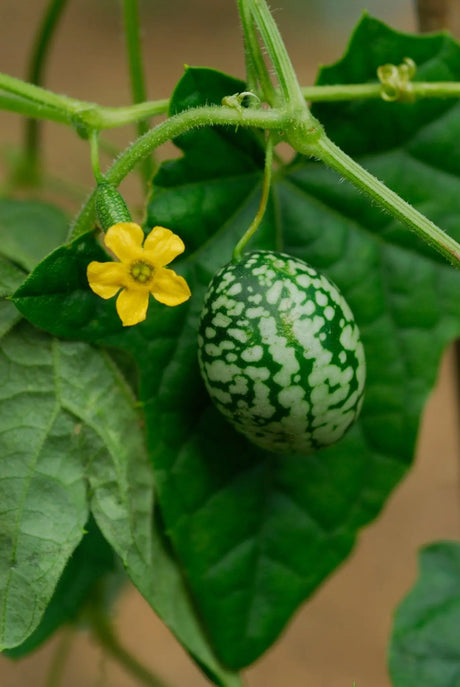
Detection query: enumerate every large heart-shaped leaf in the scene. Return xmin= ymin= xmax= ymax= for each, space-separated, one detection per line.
xmin=11 ymin=16 xmax=460 ymax=672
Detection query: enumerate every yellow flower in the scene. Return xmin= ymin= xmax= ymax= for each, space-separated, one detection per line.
xmin=87 ymin=222 xmax=191 ymax=326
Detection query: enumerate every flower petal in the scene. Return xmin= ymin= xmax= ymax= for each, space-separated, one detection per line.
xmin=116 ymin=288 xmax=150 ymax=326
xmin=87 ymin=261 xmax=127 ymax=299
xmin=144 ymin=226 xmax=185 ymax=267
xmin=104 ymin=222 xmax=145 ymax=262
xmin=150 ymin=267 xmax=191 ymax=306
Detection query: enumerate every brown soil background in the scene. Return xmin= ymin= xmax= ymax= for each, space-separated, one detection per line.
xmin=0 ymin=1 xmax=459 ymax=686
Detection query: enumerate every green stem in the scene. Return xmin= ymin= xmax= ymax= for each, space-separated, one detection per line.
xmin=95 ymin=99 xmax=169 ymax=127
xmin=236 ymin=0 xmax=277 ymax=105
xmin=89 ymin=130 xmax=103 ymax=182
xmin=69 ymin=104 xmax=287 ymax=239
xmin=0 ymin=91 xmax=69 ymax=124
xmin=411 ymin=81 xmax=460 ymax=98
xmin=233 ymin=134 xmax=274 ymax=260
xmin=302 ymin=81 xmax=460 ymax=102
xmin=91 ymin=608 xmax=174 ymax=687
xmin=24 ymin=0 xmax=70 ymax=179
xmin=0 ymin=71 xmax=169 ymax=130
xmin=301 ymin=83 xmax=383 ymax=102
xmin=6 ymin=69 xmax=460 ymax=133
xmin=122 ymin=0 xmax=154 ymax=183
xmin=313 ymin=134 xmax=460 ymax=268
xmin=0 ymin=72 xmax=83 ymax=111
xmin=246 ymin=0 xmax=306 ymax=112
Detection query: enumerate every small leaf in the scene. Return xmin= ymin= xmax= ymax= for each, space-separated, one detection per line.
xmin=12 ymin=233 xmax=124 ymax=340
xmin=0 ymin=199 xmax=68 ymax=271
xmin=389 ymin=542 xmax=460 ymax=687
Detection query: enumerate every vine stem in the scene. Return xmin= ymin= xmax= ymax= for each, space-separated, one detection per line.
xmin=90 ymin=608 xmax=174 ymax=687
xmin=236 ymin=0 xmax=277 ymax=105
xmin=20 ymin=0 xmax=70 ymax=183
xmin=233 ymin=134 xmax=274 ymax=261
xmin=69 ymin=104 xmax=286 ymax=238
xmin=122 ymin=0 xmax=154 ymax=183
xmin=69 ymin=99 xmax=460 ymax=271
xmin=314 ymin=134 xmax=460 ymax=267
xmin=5 ymin=70 xmax=460 ymax=131
xmin=89 ymin=130 xmax=103 ymax=182
xmin=0 ymin=71 xmax=169 ymax=129
xmin=302 ymin=81 xmax=460 ymax=102
xmin=0 ymin=91 xmax=70 ymax=124
xmin=245 ymin=0 xmax=307 ymax=112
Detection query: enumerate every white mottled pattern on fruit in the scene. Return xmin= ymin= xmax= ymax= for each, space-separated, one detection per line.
xmin=198 ymin=250 xmax=366 ymax=455
xmin=241 ymin=346 xmax=264 ymax=362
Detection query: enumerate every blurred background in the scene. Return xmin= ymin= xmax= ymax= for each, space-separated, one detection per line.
xmin=0 ymin=1 xmax=459 ymax=686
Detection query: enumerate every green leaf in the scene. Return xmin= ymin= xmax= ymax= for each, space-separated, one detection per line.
xmin=144 ymin=49 xmax=460 ymax=667
xmin=0 ymin=322 xmax=88 ymax=650
xmin=0 ymin=258 xmax=25 ymax=338
xmin=54 ymin=339 xmax=242 ymax=687
xmin=153 ymin=67 xmax=267 ymax=255
xmin=4 ymin=516 xmax=116 ymax=658
xmin=11 ymin=23 xmax=460 ymax=670
xmin=0 ymin=258 xmax=26 ymax=297
xmin=0 ymin=199 xmax=68 ymax=271
xmin=12 ymin=233 xmax=123 ymax=340
xmin=389 ymin=542 xmax=460 ymax=686
xmin=314 ymin=14 xmax=460 ymax=157
xmin=10 ymin=253 xmax=243 ymax=687
xmin=148 ymin=510 xmax=243 ymax=687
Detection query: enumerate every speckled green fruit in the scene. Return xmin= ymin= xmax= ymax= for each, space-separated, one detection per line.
xmin=197 ymin=250 xmax=366 ymax=455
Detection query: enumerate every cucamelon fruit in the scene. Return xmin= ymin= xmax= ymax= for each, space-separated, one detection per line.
xmin=197 ymin=250 xmax=366 ymax=455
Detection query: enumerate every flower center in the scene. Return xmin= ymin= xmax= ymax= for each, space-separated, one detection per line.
xmin=130 ymin=260 xmax=154 ymax=284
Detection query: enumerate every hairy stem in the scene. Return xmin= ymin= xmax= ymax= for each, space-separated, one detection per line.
xmin=0 ymin=71 xmax=169 ymax=129
xmin=313 ymin=134 xmax=460 ymax=268
xmin=236 ymin=0 xmax=277 ymax=104
xmin=6 ymin=68 xmax=460 ymax=132
xmin=69 ymin=104 xmax=287 ymax=238
xmin=246 ymin=0 xmax=307 ymax=112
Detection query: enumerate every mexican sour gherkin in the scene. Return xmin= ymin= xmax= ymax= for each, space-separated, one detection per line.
xmin=197 ymin=251 xmax=366 ymax=455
